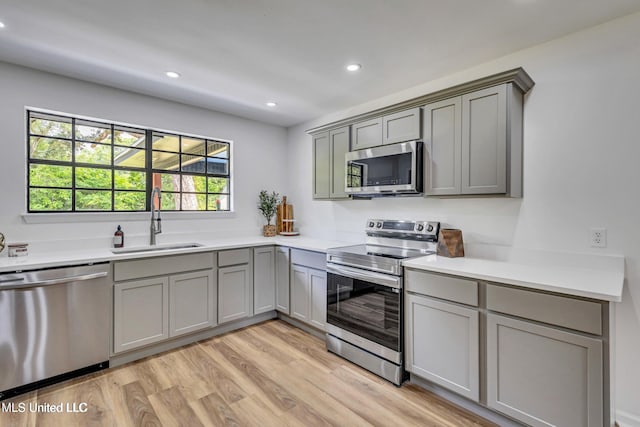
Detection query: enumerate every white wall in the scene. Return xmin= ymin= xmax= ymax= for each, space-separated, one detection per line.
xmin=0 ymin=62 xmax=288 ymax=247
xmin=287 ymin=12 xmax=640 ymax=423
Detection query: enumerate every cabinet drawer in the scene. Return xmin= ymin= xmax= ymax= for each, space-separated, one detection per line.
xmin=486 ymin=284 xmax=602 ymax=335
xmin=114 ymin=252 xmax=215 ymax=282
xmin=291 ymin=249 xmax=326 ymax=270
xmin=405 ymin=269 xmax=478 ymax=306
xmin=218 ymin=248 xmax=251 ymax=267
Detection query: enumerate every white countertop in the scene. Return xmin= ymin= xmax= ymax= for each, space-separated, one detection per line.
xmin=0 ymin=236 xmax=624 ymax=302
xmin=403 ymin=250 xmax=624 ymax=302
xmin=0 ymin=235 xmax=347 ymax=273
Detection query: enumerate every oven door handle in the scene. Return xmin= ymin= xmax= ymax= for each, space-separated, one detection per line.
xmin=326 ymin=264 xmax=402 ymax=289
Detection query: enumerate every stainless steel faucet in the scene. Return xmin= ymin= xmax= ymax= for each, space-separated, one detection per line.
xmin=150 ymin=187 xmax=162 ymax=245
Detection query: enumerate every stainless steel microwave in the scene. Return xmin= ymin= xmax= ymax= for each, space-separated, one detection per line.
xmin=345 ymin=140 xmax=423 ymax=196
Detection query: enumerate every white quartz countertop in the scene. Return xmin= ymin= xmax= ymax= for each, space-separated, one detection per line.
xmin=0 ymin=236 xmax=624 ymax=303
xmin=0 ymin=235 xmax=347 ymax=273
xmin=403 ymin=251 xmax=625 ymax=302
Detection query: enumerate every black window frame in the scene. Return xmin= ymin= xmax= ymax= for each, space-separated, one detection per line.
xmin=26 ymin=110 xmax=232 ymax=213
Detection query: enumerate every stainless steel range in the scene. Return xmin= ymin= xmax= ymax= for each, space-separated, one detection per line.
xmin=326 ymin=219 xmax=440 ymax=385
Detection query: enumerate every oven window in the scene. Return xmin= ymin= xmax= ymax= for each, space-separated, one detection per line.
xmin=345 ymin=152 xmax=412 ymax=188
xmin=327 ymin=272 xmax=400 ymax=351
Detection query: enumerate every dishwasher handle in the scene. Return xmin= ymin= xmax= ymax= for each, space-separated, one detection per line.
xmin=0 ymin=272 xmax=108 ymax=290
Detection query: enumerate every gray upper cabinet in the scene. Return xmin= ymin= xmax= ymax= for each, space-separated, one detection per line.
xmin=312 ymin=132 xmax=330 ymax=199
xmin=352 ymin=108 xmax=421 ymax=150
xmin=351 ymin=117 xmax=382 ymax=150
xmin=169 ymin=270 xmax=216 ymax=338
xmin=487 ymin=313 xmax=603 ymax=427
xmin=423 ymin=83 xmax=522 ymax=197
xmin=275 ymin=246 xmax=291 ymax=314
xmin=423 ymin=97 xmax=462 ymax=195
xmin=382 ymin=107 xmax=421 ymax=145
xmin=253 ymin=246 xmax=276 ymax=315
xmin=329 ymin=127 xmax=350 ymax=199
xmin=312 ymin=126 xmax=350 ymax=200
xmin=461 ymin=85 xmax=507 ymax=194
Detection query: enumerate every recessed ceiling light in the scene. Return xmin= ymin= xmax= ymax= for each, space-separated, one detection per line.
xmin=0 ymin=22 xmax=6 ymax=29
xmin=346 ymin=64 xmax=361 ymax=72
xmin=266 ymin=102 xmax=277 ymax=107
xmin=165 ymin=71 xmax=180 ymax=79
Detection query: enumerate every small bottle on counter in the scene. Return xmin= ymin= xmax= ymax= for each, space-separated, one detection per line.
xmin=113 ymin=225 xmax=124 ymax=248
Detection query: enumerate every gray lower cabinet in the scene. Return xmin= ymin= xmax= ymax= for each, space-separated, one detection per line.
xmin=406 ymin=293 xmax=479 ymax=401
xmin=309 ymin=268 xmax=327 ymax=330
xmin=291 ymin=264 xmax=310 ymax=322
xmin=313 ymin=127 xmax=350 ymax=200
xmin=218 ymin=264 xmax=254 ymax=324
xmin=253 ymin=246 xmax=276 ymax=315
xmin=275 ymin=246 xmax=291 ymax=314
xmin=487 ymin=313 xmax=603 ymax=427
xmin=114 ymin=277 xmax=169 ymax=353
xmin=290 ymin=264 xmax=326 ymax=330
xmin=423 ymin=83 xmax=522 ymax=197
xmin=169 ymin=270 xmax=216 ymax=337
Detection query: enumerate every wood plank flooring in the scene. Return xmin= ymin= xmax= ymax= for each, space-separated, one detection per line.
xmin=1 ymin=320 xmax=496 ymax=427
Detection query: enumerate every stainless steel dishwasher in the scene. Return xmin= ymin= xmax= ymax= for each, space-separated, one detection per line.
xmin=0 ymin=263 xmax=110 ymax=399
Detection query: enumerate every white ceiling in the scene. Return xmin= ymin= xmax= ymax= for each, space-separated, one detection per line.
xmin=1 ymin=1 xmax=639 ymax=127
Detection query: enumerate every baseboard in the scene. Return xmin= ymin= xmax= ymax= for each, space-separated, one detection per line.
xmin=617 ymin=410 xmax=640 ymax=427
xmin=110 ymin=311 xmax=277 ymax=367
xmin=409 ymin=375 xmax=523 ymax=427
xmin=276 ymin=313 xmax=326 ymax=340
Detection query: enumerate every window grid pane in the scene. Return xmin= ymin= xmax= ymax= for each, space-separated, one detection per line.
xmin=27 ymin=111 xmax=232 ymax=212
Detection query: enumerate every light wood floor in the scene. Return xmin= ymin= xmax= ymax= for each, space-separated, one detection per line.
xmin=2 ymin=320 xmax=496 ymax=426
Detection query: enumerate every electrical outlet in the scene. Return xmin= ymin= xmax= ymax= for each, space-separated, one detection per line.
xmin=590 ymin=228 xmax=607 ymax=248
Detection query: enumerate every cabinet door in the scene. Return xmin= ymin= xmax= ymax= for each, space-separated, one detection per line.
xmin=405 ymin=293 xmax=479 ymax=401
xmin=309 ymin=268 xmax=327 ymax=330
xmin=290 ymin=265 xmax=310 ymax=323
xmin=383 ymin=107 xmax=421 ymax=145
xmin=254 ymin=246 xmax=276 ymax=315
xmin=275 ymin=247 xmax=290 ymax=314
xmin=113 ymin=277 xmax=169 ymax=353
xmin=218 ymin=264 xmax=254 ymax=324
xmin=351 ymin=117 xmax=382 ymax=150
xmin=487 ymin=313 xmax=603 ymax=427
xmin=313 ymin=132 xmax=330 ymax=199
xmin=423 ymin=98 xmax=462 ymax=195
xmin=461 ymin=85 xmax=507 ymax=194
xmin=169 ymin=270 xmax=216 ymax=337
xmin=329 ymin=126 xmax=350 ymax=199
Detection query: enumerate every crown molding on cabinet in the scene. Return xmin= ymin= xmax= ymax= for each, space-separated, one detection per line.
xmin=306 ymin=67 xmax=534 ymax=135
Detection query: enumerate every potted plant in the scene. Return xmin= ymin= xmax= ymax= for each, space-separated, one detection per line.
xmin=258 ymin=190 xmax=280 ymax=237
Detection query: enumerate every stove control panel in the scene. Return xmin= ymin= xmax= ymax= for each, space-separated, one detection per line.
xmin=365 ymin=219 xmax=440 ymax=241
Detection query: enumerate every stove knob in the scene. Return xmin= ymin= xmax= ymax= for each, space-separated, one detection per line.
xmin=427 ymin=224 xmax=434 ymax=232
xmin=376 ymin=222 xmax=383 ymax=228
xmin=416 ymin=224 xmax=424 ymax=232
xmin=368 ymin=221 xmax=375 ymax=228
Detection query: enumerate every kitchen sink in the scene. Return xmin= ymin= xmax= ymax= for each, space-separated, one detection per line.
xmin=111 ymin=242 xmax=203 ymax=254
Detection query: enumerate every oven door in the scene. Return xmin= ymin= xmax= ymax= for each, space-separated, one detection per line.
xmin=345 ymin=140 xmax=423 ymax=195
xmin=326 ymin=263 xmax=402 ymax=358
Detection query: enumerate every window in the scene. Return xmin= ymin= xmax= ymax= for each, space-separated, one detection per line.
xmin=27 ymin=110 xmax=231 ymax=212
